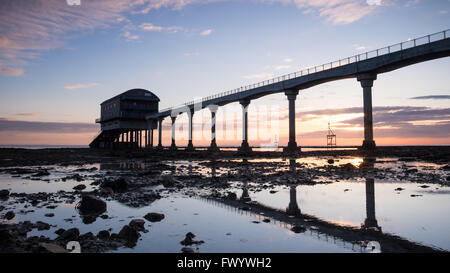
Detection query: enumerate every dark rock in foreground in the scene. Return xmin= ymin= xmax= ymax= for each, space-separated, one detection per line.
xmin=100 ymin=177 xmax=128 ymax=193
xmin=118 ymin=225 xmax=140 ymax=247
xmin=0 ymin=189 xmax=9 ymax=197
xmin=144 ymin=212 xmax=165 ymax=222
xmin=4 ymin=211 xmax=15 ymax=220
xmin=180 ymin=232 xmax=204 ymax=246
xmin=58 ymin=228 xmax=80 ymax=241
xmin=78 ymin=195 xmax=107 ymax=215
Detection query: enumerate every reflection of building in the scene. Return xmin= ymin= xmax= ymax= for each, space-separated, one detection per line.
xmin=90 ymin=89 xmax=159 ymax=149
xmin=361 ymin=157 xmax=381 ymax=232
xmin=286 ymin=185 xmax=301 ymax=216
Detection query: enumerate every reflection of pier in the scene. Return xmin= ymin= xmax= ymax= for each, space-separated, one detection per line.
xmin=200 ymin=197 xmax=366 ymax=253
xmin=200 ymin=196 xmax=440 ymax=253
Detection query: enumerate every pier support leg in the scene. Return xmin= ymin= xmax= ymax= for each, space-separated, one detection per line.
xmin=357 ymin=73 xmax=377 ymax=150
xmin=157 ymin=118 xmax=163 ymax=149
xmin=145 ymin=130 xmax=148 ymax=148
xmin=150 ymin=129 xmax=154 ymax=147
xmin=208 ymin=105 xmax=220 ymax=152
xmin=283 ymin=89 xmax=300 ymax=154
xmin=238 ymin=100 xmax=252 ymax=153
xmin=170 ymin=116 xmax=177 ymax=151
xmin=187 ymin=109 xmax=195 ymax=151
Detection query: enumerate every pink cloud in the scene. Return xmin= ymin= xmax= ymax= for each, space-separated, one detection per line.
xmin=0 ymin=0 xmax=382 ymax=76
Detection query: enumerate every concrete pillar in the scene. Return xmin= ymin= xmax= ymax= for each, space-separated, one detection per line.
xmin=284 ymin=89 xmax=300 ymax=153
xmin=238 ymin=100 xmax=252 ymax=153
xmin=357 ymin=73 xmax=377 ymax=150
xmin=286 ymin=185 xmax=301 ymax=216
xmin=145 ymin=129 xmax=148 ymax=148
xmin=150 ymin=129 xmax=154 ymax=147
xmin=157 ymin=118 xmax=163 ymax=149
xmin=170 ymin=116 xmax=177 ymax=150
xmin=187 ymin=109 xmax=195 ymax=151
xmin=208 ymin=105 xmax=220 ymax=152
xmin=138 ymin=130 xmax=141 ymax=148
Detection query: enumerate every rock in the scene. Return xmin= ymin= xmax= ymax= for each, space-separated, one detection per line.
xmin=32 ymin=170 xmax=50 ymax=177
xmin=36 ymin=221 xmax=50 ymax=230
xmin=160 ymin=175 xmax=180 ymax=188
xmin=129 ymin=219 xmax=145 ymax=231
xmin=44 ymin=213 xmax=54 ymax=217
xmin=180 ymin=232 xmax=204 ymax=246
xmin=0 ymin=189 xmax=10 ymax=197
xmin=58 ymin=228 xmax=80 ymax=241
xmin=262 ymin=218 xmax=270 ymax=223
xmin=118 ymin=225 xmax=140 ymax=247
xmin=73 ymin=184 xmax=86 ymax=191
xmin=54 ymin=228 xmax=65 ymax=236
xmin=226 ymin=192 xmax=237 ymax=200
xmin=78 ymin=195 xmax=107 ymax=215
xmin=39 ymin=243 xmax=66 ymax=253
xmin=101 ymin=177 xmax=128 ymax=193
xmin=181 ymin=247 xmax=195 ymax=253
xmin=419 ymin=185 xmax=430 ymax=188
xmin=394 ymin=187 xmax=405 ymax=191
xmin=410 ymin=194 xmax=423 ymax=197
xmin=251 ymin=221 xmax=260 ymax=224
xmin=327 ymin=159 xmax=335 ymax=164
xmin=144 ymin=212 xmax=165 ymax=222
xmin=341 ymin=163 xmax=356 ymax=171
xmin=269 ymin=190 xmax=277 ymax=194
xmin=4 ymin=211 xmax=15 ymax=220
xmin=79 ymin=232 xmax=95 ymax=241
xmin=81 ymin=215 xmax=97 ymax=224
xmin=291 ymin=225 xmax=306 ymax=233
xmin=97 ymin=230 xmax=110 ymax=240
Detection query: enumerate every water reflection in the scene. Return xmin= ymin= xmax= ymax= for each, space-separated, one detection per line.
xmin=362 ymin=157 xmax=381 ymax=232
xmin=286 ymin=185 xmax=301 ymax=216
xmin=241 ymin=180 xmax=251 ymax=202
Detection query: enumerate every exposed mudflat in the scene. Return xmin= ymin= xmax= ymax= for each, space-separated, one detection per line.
xmin=0 ymin=147 xmax=449 ymax=253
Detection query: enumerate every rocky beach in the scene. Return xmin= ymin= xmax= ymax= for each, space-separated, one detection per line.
xmin=1 ymin=147 xmax=449 ymax=253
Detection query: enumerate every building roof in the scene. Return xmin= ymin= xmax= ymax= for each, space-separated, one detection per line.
xmin=100 ymin=88 xmax=160 ymax=105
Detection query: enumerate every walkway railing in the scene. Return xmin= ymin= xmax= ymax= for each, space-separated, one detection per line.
xmin=158 ymin=29 xmax=449 ymax=114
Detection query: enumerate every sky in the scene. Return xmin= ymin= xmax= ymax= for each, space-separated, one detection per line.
xmin=0 ymin=0 xmax=449 ymax=146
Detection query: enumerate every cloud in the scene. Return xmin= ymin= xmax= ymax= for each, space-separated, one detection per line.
xmin=439 ymin=10 xmax=448 ymax=14
xmin=64 ymin=83 xmax=101 ymax=90
xmin=289 ymin=105 xmax=450 ymax=139
xmin=243 ymin=73 xmax=274 ymax=80
xmin=139 ymin=23 xmax=183 ymax=33
xmin=0 ymin=0 xmax=384 ymax=76
xmin=283 ymin=58 xmax=293 ymax=63
xmin=353 ymin=44 xmax=367 ymax=51
xmin=288 ymin=0 xmax=380 ymax=25
xmin=274 ymin=65 xmax=291 ymax=70
xmin=200 ymin=29 xmax=213 ymax=36
xmin=184 ymin=51 xmax=200 ymax=57
xmin=0 ymin=118 xmax=98 ymax=133
xmin=121 ymin=31 xmax=140 ymax=41
xmin=12 ymin=113 xmax=40 ymax=117
xmin=409 ymin=95 xmax=450 ymax=100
